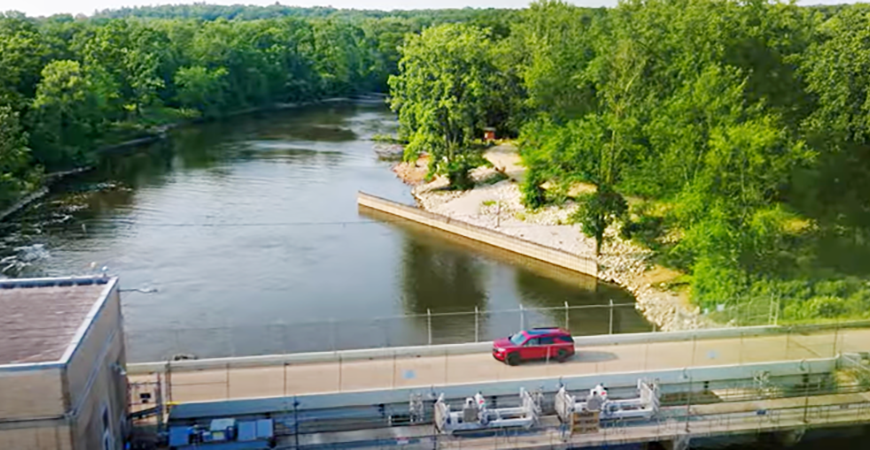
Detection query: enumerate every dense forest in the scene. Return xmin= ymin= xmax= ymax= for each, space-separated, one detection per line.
xmin=5 ymin=1 xmax=870 ymax=323
xmin=0 ymin=6 xmax=516 ymax=205
xmin=387 ymin=0 xmax=870 ymax=323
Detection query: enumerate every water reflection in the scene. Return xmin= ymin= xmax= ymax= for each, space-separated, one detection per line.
xmin=401 ymin=238 xmax=487 ymax=343
xmin=363 ymin=205 xmax=652 ymax=343
xmin=514 ymin=270 xmax=648 ymax=335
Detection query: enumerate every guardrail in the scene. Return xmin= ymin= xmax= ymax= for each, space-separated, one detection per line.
xmin=163 ymin=356 xmax=839 ymax=418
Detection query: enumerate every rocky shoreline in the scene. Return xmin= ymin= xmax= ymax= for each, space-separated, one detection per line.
xmin=391 ymin=146 xmax=710 ymax=332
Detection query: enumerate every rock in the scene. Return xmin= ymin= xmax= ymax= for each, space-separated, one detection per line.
xmin=410 ymin=178 xmax=709 ymax=332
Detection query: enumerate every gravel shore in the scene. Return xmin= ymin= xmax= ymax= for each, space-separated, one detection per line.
xmin=391 ymin=145 xmax=709 ymax=331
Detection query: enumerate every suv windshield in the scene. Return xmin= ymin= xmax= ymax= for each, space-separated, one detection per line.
xmin=509 ymin=332 xmax=526 ymax=346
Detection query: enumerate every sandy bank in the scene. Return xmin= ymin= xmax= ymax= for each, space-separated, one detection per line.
xmin=391 ymin=144 xmax=709 ymax=331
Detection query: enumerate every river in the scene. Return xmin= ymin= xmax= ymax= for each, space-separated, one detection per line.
xmin=0 ymin=99 xmax=649 ymax=362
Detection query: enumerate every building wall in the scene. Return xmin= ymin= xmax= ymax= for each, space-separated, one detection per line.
xmin=0 ymin=367 xmax=65 ymax=420
xmin=64 ymin=286 xmax=127 ymax=450
xmin=0 ymin=421 xmax=73 ymax=450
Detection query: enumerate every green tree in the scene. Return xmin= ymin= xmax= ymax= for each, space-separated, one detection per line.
xmin=174 ymin=66 xmax=229 ymax=118
xmin=0 ymin=106 xmax=34 ymax=206
xmin=0 ymin=14 xmax=50 ymax=110
xmin=513 ymin=0 xmax=600 ymax=120
xmin=28 ymin=60 xmax=101 ymax=167
xmin=388 ymin=23 xmax=499 ymax=189
xmin=573 ymin=186 xmax=627 ymax=256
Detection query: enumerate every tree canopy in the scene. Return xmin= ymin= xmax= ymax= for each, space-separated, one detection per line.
xmin=0 ymin=7 xmax=508 ymax=207
xmin=6 ymin=1 xmax=870 ymax=322
xmin=387 ymin=0 xmax=870 ymax=323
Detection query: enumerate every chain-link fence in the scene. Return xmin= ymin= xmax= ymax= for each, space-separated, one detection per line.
xmin=125 ymin=320 xmax=870 ymax=406
xmin=126 ymin=302 xmax=647 ymax=362
xmin=700 ymin=296 xmax=780 ymax=327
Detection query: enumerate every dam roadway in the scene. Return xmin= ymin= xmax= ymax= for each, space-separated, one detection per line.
xmin=128 ymin=325 xmax=870 ymax=403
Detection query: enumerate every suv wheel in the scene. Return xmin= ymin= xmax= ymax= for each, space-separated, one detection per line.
xmin=506 ymin=352 xmax=520 ymax=366
xmin=556 ymin=349 xmax=569 ymax=363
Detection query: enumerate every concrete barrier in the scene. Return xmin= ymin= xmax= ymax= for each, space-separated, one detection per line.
xmin=167 ymin=356 xmax=838 ymax=417
xmin=357 ymin=192 xmax=598 ymax=277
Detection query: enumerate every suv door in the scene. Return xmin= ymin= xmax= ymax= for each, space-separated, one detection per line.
xmin=538 ymin=336 xmax=556 ymax=360
xmin=522 ymin=337 xmax=543 ymax=360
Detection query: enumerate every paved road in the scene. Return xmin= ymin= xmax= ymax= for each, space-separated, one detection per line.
xmin=130 ymin=328 xmax=870 ymax=404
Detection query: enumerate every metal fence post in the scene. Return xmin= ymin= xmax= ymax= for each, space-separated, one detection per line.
xmin=774 ymin=299 xmax=779 ymax=326
xmin=609 ymin=299 xmax=614 ymax=335
xmin=427 ymin=309 xmax=432 ymax=346
xmin=330 ymin=318 xmax=336 ymax=352
xmin=564 ymin=302 xmax=570 ymax=331
xmin=382 ymin=319 xmax=389 ymax=348
xmin=520 ymin=304 xmax=525 ymax=330
xmin=475 ymin=306 xmax=479 ymax=342
xmin=227 ymin=323 xmax=235 ymax=357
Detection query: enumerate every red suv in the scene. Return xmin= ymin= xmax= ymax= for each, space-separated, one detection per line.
xmin=492 ymin=328 xmax=575 ymax=365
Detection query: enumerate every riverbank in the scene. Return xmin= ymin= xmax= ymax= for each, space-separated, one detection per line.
xmin=0 ymin=95 xmax=387 ymax=223
xmin=391 ymin=144 xmax=709 ymax=331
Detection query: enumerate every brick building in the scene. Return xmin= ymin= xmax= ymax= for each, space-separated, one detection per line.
xmin=0 ymin=276 xmax=127 ymax=450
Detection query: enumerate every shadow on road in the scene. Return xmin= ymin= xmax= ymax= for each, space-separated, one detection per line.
xmin=572 ymin=350 xmax=617 ymax=363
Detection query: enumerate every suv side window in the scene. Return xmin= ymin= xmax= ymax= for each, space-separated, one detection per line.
xmin=525 ymin=338 xmax=540 ymax=346
xmin=539 ymin=337 xmax=554 ymax=345
xmin=558 ymin=336 xmax=574 ymax=343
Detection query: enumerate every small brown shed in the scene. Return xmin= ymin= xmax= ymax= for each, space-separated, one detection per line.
xmin=484 ymin=127 xmax=497 ymax=141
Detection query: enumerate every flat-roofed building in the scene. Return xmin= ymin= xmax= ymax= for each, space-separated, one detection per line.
xmin=0 ymin=276 xmax=126 ymax=450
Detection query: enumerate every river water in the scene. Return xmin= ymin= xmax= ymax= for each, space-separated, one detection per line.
xmin=0 ymin=99 xmax=648 ymax=362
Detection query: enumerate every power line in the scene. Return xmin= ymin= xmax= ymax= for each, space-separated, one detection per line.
xmin=93 ymin=219 xmax=385 ymax=228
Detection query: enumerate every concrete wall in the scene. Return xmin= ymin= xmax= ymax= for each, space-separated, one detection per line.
xmin=64 ymin=286 xmax=127 ymax=450
xmin=0 ymin=423 xmax=72 ymax=450
xmin=168 ymin=356 xmax=839 ymax=419
xmin=0 ymin=367 xmax=65 ymax=420
xmin=358 ymin=192 xmax=598 ymax=277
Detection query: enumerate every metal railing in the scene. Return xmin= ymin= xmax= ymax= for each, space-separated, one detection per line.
xmin=125 ymin=302 xmax=644 ymax=362
xmin=243 ymin=395 xmax=870 ymax=450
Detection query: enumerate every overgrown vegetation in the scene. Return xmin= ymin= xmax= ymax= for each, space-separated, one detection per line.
xmin=388 ymin=0 xmax=870 ymax=324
